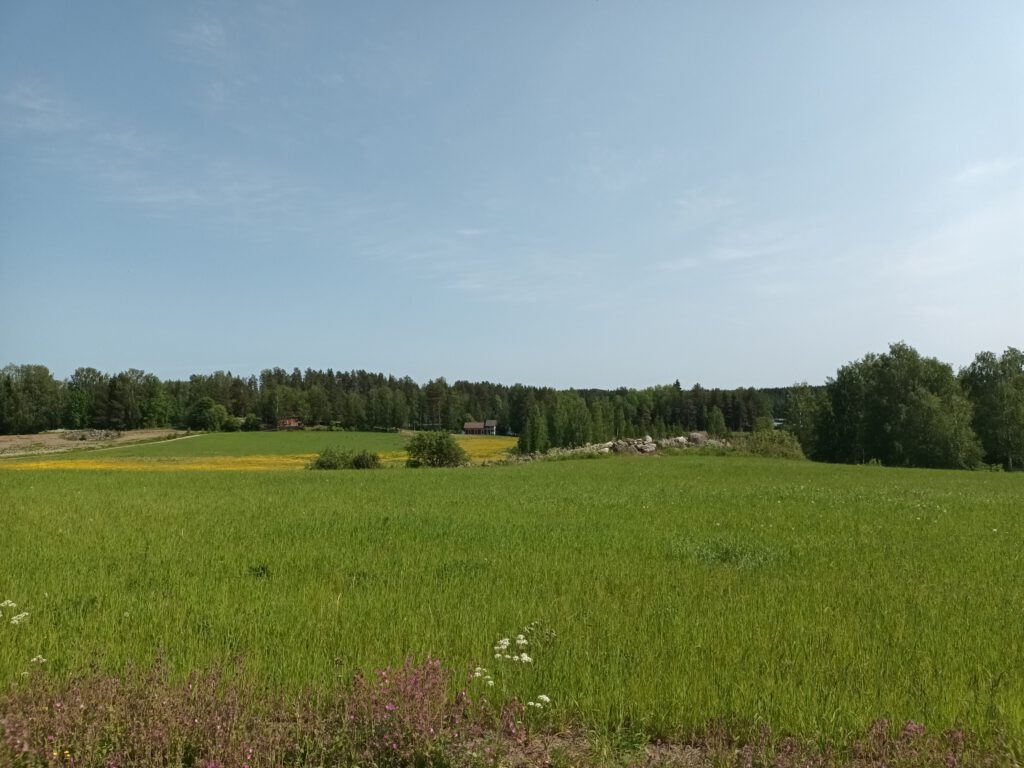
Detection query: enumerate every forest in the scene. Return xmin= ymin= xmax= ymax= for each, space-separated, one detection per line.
xmin=1 ymin=343 xmax=1021 ymax=471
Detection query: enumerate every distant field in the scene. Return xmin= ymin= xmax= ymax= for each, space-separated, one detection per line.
xmin=1 ymin=454 xmax=1021 ymax=753
xmin=1 ymin=430 xmax=518 ymax=469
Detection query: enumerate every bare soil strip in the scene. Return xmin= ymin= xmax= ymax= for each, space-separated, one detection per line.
xmin=0 ymin=429 xmax=190 ymax=458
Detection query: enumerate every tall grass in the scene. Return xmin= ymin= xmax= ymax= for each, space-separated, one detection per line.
xmin=1 ymin=455 xmax=1021 ymax=752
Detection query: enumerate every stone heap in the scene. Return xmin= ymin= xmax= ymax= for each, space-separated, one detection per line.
xmin=494 ymin=432 xmax=730 ymax=465
xmin=592 ymin=432 xmax=728 ymax=454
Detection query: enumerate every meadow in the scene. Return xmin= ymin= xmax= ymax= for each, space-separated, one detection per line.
xmin=4 ymin=430 xmax=518 ymax=470
xmin=1 ymin=434 xmax=1022 ymax=764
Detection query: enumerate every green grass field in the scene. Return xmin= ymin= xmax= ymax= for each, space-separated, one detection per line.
xmin=2 ymin=446 xmax=1022 ymax=756
xmin=61 ymin=429 xmax=411 ymax=458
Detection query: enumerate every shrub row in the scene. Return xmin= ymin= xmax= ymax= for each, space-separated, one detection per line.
xmin=307 ymin=447 xmax=382 ymax=470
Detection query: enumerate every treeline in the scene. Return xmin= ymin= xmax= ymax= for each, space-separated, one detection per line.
xmin=0 ymin=364 xmax=774 ymax=444
xmin=2 ymin=342 xmax=1021 ymax=470
xmin=785 ymin=343 xmax=1023 ymax=471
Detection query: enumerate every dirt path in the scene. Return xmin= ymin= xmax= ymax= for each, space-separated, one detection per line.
xmin=0 ymin=429 xmax=196 ymax=459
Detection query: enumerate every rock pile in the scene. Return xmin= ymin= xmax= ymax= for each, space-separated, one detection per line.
xmin=62 ymin=429 xmax=121 ymax=442
xmin=590 ymin=432 xmax=729 ymax=454
xmin=492 ymin=432 xmax=730 ymax=465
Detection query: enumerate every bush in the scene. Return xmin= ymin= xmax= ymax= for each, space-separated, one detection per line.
xmin=241 ymin=413 xmax=262 ymax=432
xmin=308 ymin=447 xmax=382 ymax=470
xmin=308 ymin=446 xmax=350 ymax=470
xmin=349 ymin=450 xmax=381 ymax=470
xmin=405 ymin=431 xmax=468 ymax=468
xmin=733 ymin=429 xmax=806 ymax=460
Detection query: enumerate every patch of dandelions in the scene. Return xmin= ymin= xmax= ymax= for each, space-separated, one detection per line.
xmin=475 ymin=621 xmax=555 ymax=718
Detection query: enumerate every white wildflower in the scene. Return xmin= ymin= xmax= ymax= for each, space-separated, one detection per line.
xmin=526 ymin=701 xmax=538 ymax=708
xmin=10 ymin=612 xmax=29 ymax=625
xmin=537 ymin=694 xmax=550 ymax=704
xmin=494 ymin=654 xmax=502 ymax=659
xmin=30 ymin=655 xmax=47 ymax=664
xmin=474 ymin=671 xmax=482 ymax=677
xmin=503 ymin=654 xmax=511 ymax=659
xmin=486 ymin=680 xmax=494 ymax=687
xmin=519 ymin=653 xmax=532 ymax=663
xmin=0 ymin=600 xmax=15 ymax=609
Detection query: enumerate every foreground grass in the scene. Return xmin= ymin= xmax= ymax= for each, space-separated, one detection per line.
xmin=1 ymin=455 xmax=1022 ymax=759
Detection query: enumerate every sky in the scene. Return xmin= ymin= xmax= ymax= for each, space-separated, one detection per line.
xmin=1 ymin=2 xmax=1021 ymax=390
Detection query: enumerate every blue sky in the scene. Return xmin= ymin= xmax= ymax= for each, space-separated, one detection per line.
xmin=1 ymin=2 xmax=1021 ymax=389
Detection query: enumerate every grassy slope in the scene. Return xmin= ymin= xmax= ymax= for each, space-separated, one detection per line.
xmin=1 ymin=455 xmax=1021 ymax=747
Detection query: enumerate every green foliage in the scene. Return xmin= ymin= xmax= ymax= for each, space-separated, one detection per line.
xmin=553 ymin=391 xmax=592 ymax=447
xmin=307 ymin=446 xmax=382 ymax=470
xmin=517 ymin=403 xmax=550 ymax=453
xmin=405 ymin=430 xmax=468 ymax=467
xmin=187 ymin=397 xmax=219 ymax=431
xmin=819 ymin=343 xmax=982 ymax=469
xmin=241 ymin=413 xmax=262 ymax=432
xmin=0 ymin=348 xmax=1014 ymax=474
xmin=960 ymin=348 xmax=1024 ymax=470
xmin=349 ymin=449 xmax=382 ymax=469
xmin=782 ymin=383 xmax=829 ymax=460
xmin=307 ymin=445 xmax=350 ymax=469
xmin=707 ymin=405 xmax=728 ymax=437
xmin=0 ymin=364 xmax=61 ymax=434
xmin=733 ymin=428 xmax=806 ymax=459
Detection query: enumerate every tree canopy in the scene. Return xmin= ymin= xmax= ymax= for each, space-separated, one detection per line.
xmin=2 ymin=341 xmax=1019 ymax=471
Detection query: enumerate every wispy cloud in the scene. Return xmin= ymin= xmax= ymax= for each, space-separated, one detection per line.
xmin=364 ymin=227 xmax=611 ymax=307
xmin=752 ymin=280 xmax=800 ymax=298
xmin=2 ymin=78 xmax=312 ymax=232
xmin=94 ymin=128 xmax=163 ymax=156
xmin=882 ymin=193 xmax=1022 ymax=281
xmin=173 ymin=20 xmax=228 ymax=61
xmin=105 ymin=167 xmax=310 ymax=232
xmin=951 ymin=156 xmax=1021 ymax=185
xmin=0 ymin=84 xmax=81 ymax=134
xmin=169 ymin=18 xmax=253 ymax=112
xmin=707 ymin=224 xmax=814 ymax=264
xmin=655 ymin=256 xmax=701 ymax=272
xmin=674 ymin=188 xmax=738 ymax=228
